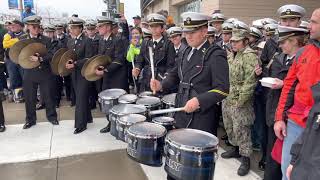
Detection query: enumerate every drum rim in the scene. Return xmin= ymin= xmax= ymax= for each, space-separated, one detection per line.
xmin=138 ymin=91 xmax=153 ymax=97
xmin=161 ymin=93 xmax=177 ymax=105
xmin=98 ymin=89 xmax=127 ymax=100
xmin=118 ymin=94 xmax=138 ymax=103
xmin=165 ymin=129 xmax=219 ymax=152
xmin=118 ymin=114 xmax=147 ymax=125
xmin=136 ymin=97 xmax=162 ymax=107
xmin=152 ymin=116 xmax=175 ymax=125
xmin=127 ymin=122 xmax=167 ymax=139
xmin=110 ymin=104 xmax=147 ymax=114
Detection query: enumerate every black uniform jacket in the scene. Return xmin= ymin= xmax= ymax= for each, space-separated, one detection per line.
xmin=162 ymin=41 xmax=230 ymax=134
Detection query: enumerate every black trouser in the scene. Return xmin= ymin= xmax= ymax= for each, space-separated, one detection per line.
xmin=64 ymin=75 xmax=75 ymax=103
xmin=0 ymin=100 xmax=4 ymax=125
xmin=55 ymin=75 xmax=64 ymax=105
xmin=264 ymin=126 xmax=282 ymax=180
xmin=72 ymin=69 xmax=92 ymax=128
xmin=23 ymin=68 xmax=57 ymax=123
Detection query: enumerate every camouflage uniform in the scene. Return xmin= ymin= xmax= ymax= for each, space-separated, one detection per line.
xmin=222 ymin=42 xmax=259 ymax=157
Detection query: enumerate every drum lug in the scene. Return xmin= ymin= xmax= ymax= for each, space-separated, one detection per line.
xmin=153 ymin=140 xmax=157 ymax=151
xmin=164 ymin=145 xmax=167 ymax=155
xmin=214 ymin=151 xmax=219 ymax=162
xmin=198 ymin=154 xmax=202 ymax=167
xmin=175 ymin=151 xmax=180 ymax=163
xmin=134 ymin=139 xmax=138 ymax=150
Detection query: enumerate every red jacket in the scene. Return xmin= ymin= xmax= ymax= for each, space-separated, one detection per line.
xmin=275 ymin=40 xmax=320 ymax=128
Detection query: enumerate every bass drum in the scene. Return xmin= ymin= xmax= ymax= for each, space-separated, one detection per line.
xmin=164 ymin=129 xmax=219 ymax=180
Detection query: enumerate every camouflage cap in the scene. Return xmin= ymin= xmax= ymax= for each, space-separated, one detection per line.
xmin=230 ymin=29 xmax=249 ymax=41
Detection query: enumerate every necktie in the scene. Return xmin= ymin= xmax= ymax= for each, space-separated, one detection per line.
xmin=153 ymin=41 xmax=158 ymax=48
xmin=187 ymin=49 xmax=197 ymax=61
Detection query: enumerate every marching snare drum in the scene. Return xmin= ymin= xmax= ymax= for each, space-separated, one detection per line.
xmin=109 ymin=104 xmax=147 ymax=138
xmin=152 ymin=116 xmax=175 ymax=131
xmin=164 ymin=129 xmax=219 ymax=180
xmin=116 ymin=114 xmax=146 ymax=142
xmin=136 ymin=97 xmax=162 ymax=120
xmin=98 ymin=89 xmax=127 ymax=114
xmin=118 ymin=94 xmax=138 ymax=104
xmin=126 ymin=122 xmax=167 ymax=167
xmin=161 ymin=93 xmax=177 ymax=117
xmin=138 ymin=91 xmax=153 ymax=98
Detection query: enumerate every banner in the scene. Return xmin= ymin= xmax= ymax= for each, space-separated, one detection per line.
xmin=8 ymin=0 xmax=19 ymax=9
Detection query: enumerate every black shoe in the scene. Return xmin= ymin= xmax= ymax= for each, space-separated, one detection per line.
xmin=258 ymin=157 xmax=266 ymax=171
xmin=237 ymin=156 xmax=251 ymax=176
xmin=50 ymin=120 xmax=59 ymax=125
xmin=100 ymin=125 xmax=110 ymax=133
xmin=23 ymin=122 xmax=36 ymax=129
xmin=74 ymin=127 xmax=87 ymax=134
xmin=0 ymin=124 xmax=6 ymax=132
xmin=225 ymin=139 xmax=233 ymax=146
xmin=36 ymin=104 xmax=45 ymax=110
xmin=221 ymin=134 xmax=228 ymax=140
xmin=221 ymin=146 xmax=241 ymax=159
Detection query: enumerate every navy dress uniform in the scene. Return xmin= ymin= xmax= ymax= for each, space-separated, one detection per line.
xmin=277 ymin=4 xmax=306 ymax=20
xmin=85 ymin=19 xmax=101 ymax=109
xmin=216 ymin=22 xmax=234 ymax=51
xmin=66 ymin=17 xmax=94 ymax=134
xmin=162 ymin=12 xmax=229 ymax=135
xmin=167 ymin=26 xmax=188 ymax=61
xmin=135 ymin=13 xmax=176 ymax=92
xmin=209 ymin=12 xmax=226 ymax=43
xmin=207 ymin=26 xmax=217 ymax=45
xmin=55 ymin=22 xmax=75 ymax=105
xmin=249 ymin=27 xmax=263 ymax=50
xmin=20 ymin=15 xmax=58 ymax=129
xmin=96 ymin=16 xmax=129 ymax=91
xmin=142 ymin=28 xmax=152 ymax=40
xmin=164 ymin=12 xmax=229 ymax=180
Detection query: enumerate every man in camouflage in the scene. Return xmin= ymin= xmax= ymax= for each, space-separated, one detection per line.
xmin=221 ymin=29 xmax=260 ymax=176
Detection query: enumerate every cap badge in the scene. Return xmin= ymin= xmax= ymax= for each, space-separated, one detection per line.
xmin=186 ymin=17 xmax=191 ymax=24
xmin=151 ymin=17 xmax=155 ymax=22
xmin=286 ymin=9 xmax=291 ymax=15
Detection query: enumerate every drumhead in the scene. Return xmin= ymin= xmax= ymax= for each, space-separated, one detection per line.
xmin=118 ymin=114 xmax=146 ymax=125
xmin=127 ymin=122 xmax=167 ymax=139
xmin=138 ymin=91 xmax=153 ymax=97
xmin=136 ymin=97 xmax=161 ymax=108
xmin=118 ymin=94 xmax=138 ymax=104
xmin=98 ymin=89 xmax=127 ymax=100
xmin=110 ymin=104 xmax=147 ymax=115
xmin=152 ymin=116 xmax=174 ymax=125
xmin=161 ymin=93 xmax=176 ymax=106
xmin=166 ymin=129 xmax=218 ymax=152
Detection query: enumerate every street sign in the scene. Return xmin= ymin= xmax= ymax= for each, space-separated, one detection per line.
xmin=8 ymin=0 xmax=19 ymax=9
xmin=23 ymin=0 xmax=34 ymax=9
xmin=119 ymin=3 xmax=124 ymax=15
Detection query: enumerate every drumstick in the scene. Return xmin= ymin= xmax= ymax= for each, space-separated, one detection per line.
xmin=131 ymin=60 xmax=138 ymax=93
xmin=149 ymin=107 xmax=185 ymax=116
xmin=148 ymin=47 xmax=156 ymax=95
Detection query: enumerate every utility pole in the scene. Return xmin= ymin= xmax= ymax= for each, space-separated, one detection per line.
xmin=19 ymin=0 xmax=24 ymax=20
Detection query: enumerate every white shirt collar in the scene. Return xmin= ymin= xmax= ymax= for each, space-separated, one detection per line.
xmin=174 ymin=43 xmax=181 ymax=50
xmin=75 ymin=33 xmax=82 ymax=39
xmin=287 ymin=54 xmax=296 ymax=60
xmin=104 ymin=33 xmax=112 ymax=41
xmin=193 ymin=40 xmax=207 ymax=50
xmin=152 ymin=36 xmax=163 ymax=43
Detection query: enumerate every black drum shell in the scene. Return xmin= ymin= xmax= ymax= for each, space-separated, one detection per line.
xmin=164 ymin=143 xmax=216 ymax=180
xmin=109 ymin=105 xmax=147 ymax=138
xmin=126 ymin=134 xmax=165 ymax=167
xmin=116 ymin=114 xmax=146 ymax=142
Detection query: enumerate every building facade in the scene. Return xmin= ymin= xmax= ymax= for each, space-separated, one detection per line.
xmin=141 ymin=0 xmax=320 ymax=25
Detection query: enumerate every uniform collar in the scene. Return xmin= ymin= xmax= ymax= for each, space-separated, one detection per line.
xmin=193 ymin=39 xmax=207 ymax=50
xmin=152 ymin=36 xmax=163 ymax=43
xmin=174 ymin=43 xmax=181 ymax=50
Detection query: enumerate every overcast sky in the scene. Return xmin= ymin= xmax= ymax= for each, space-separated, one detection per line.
xmin=0 ymin=0 xmax=141 ymax=25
